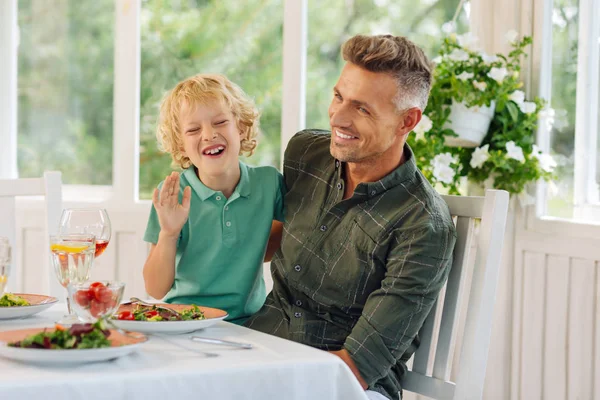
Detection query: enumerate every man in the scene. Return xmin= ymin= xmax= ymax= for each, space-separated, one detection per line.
xmin=247 ymin=34 xmax=457 ymax=400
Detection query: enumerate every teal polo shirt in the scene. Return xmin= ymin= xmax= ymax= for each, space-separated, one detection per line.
xmin=143 ymin=162 xmax=285 ymax=324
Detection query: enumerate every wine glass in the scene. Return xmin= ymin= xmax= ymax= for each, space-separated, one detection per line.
xmin=59 ymin=208 xmax=111 ymax=260
xmin=49 ymin=234 xmax=96 ymax=324
xmin=0 ymin=237 xmax=11 ymax=295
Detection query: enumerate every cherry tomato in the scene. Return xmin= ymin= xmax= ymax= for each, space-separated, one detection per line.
xmin=118 ymin=311 xmax=134 ymax=320
xmin=145 ymin=310 xmax=159 ymax=318
xmin=89 ymin=299 xmax=105 ymax=317
xmin=94 ymin=286 xmax=113 ymax=303
xmin=89 ymin=281 xmax=104 ymax=290
xmin=74 ymin=290 xmax=91 ymax=307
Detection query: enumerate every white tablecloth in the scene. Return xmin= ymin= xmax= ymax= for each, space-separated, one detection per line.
xmin=0 ymin=305 xmax=368 ymax=400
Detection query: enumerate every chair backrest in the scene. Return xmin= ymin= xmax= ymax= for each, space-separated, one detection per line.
xmin=401 ymin=189 xmax=510 ymax=400
xmin=0 ymin=171 xmax=63 ymax=297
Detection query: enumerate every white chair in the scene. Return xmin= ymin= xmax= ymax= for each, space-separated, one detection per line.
xmin=401 ymin=189 xmax=510 ymax=400
xmin=0 ymin=171 xmax=63 ymax=297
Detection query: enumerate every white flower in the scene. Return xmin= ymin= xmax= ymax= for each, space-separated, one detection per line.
xmin=505 ymin=30 xmax=519 ymax=44
xmin=431 ymin=153 xmax=458 ymax=184
xmin=433 ymin=164 xmax=456 ymax=184
xmin=448 ymin=49 xmax=470 ymax=62
xmin=413 ymin=114 xmax=433 ymax=141
xmin=480 ymin=52 xmax=499 ymax=63
xmin=433 ymin=152 xmax=458 ymax=168
xmin=441 ymin=21 xmax=456 ymax=34
xmin=473 ymin=80 xmax=487 ymax=91
xmin=508 ymin=90 xmax=525 ymax=105
xmin=487 ymin=67 xmax=509 ymax=83
xmin=506 ymin=141 xmax=525 ymax=162
xmin=456 ymin=71 xmax=474 ymax=81
xmin=553 ymin=109 xmax=569 ymax=130
xmin=538 ymin=153 xmax=557 ymax=172
xmin=470 ymin=144 xmax=490 ymax=168
xmin=519 ymin=101 xmax=537 ymax=114
xmin=456 ymin=32 xmax=479 ymax=50
xmin=539 ymin=107 xmax=556 ymax=131
xmin=432 ymin=55 xmax=443 ymax=64
xmin=530 ymin=144 xmax=556 ymax=171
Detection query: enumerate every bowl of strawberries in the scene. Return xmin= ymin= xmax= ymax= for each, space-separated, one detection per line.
xmin=67 ymin=281 xmax=125 ymax=322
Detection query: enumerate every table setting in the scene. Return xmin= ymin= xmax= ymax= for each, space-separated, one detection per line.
xmin=0 ymin=208 xmax=368 ymax=400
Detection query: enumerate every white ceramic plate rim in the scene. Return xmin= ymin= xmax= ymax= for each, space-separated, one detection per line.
xmin=0 ymin=300 xmax=59 ymax=320
xmin=0 ymin=341 xmax=144 ymax=365
xmin=112 ymin=314 xmax=227 ymax=334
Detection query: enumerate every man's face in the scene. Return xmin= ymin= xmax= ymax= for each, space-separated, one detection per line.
xmin=328 ymin=63 xmax=415 ymax=165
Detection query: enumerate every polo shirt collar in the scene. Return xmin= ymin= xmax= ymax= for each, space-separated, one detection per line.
xmin=182 ymin=162 xmax=251 ymax=201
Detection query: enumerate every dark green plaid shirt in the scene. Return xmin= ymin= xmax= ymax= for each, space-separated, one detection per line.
xmin=245 ymin=130 xmax=456 ymax=399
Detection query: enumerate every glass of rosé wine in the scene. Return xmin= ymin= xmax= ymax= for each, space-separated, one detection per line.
xmin=58 ymin=208 xmax=111 ymax=261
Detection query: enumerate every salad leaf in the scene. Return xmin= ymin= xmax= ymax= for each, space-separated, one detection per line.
xmin=0 ymin=293 xmax=30 ymax=307
xmin=9 ymin=320 xmax=111 ymax=349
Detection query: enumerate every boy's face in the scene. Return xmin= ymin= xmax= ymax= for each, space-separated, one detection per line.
xmin=179 ymin=100 xmax=243 ymax=178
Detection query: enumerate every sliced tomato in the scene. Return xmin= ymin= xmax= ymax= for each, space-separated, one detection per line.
xmin=145 ymin=310 xmax=159 ymax=318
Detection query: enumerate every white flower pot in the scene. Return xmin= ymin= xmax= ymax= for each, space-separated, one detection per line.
xmin=444 ymin=100 xmax=496 ymax=148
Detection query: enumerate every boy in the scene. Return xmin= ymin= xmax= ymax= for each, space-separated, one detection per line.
xmin=143 ymin=74 xmax=284 ymax=324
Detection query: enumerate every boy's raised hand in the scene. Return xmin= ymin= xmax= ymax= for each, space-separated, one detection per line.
xmin=152 ymin=171 xmax=192 ymax=238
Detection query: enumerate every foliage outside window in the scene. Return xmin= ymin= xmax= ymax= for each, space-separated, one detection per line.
xmin=138 ymin=0 xmax=283 ymax=199
xmin=305 ymin=0 xmax=470 ymax=130
xmin=17 ymin=0 xmax=114 ymax=185
xmin=545 ymin=0 xmax=579 ymax=218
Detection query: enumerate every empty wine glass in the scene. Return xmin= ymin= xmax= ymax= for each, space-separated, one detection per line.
xmin=0 ymin=237 xmax=10 ymax=295
xmin=50 ymin=234 xmax=96 ymax=325
xmin=59 ymin=208 xmax=111 ymax=260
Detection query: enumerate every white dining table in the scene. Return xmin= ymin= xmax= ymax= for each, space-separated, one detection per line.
xmin=0 ymin=304 xmax=369 ymax=400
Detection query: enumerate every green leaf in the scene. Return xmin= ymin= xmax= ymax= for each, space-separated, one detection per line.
xmin=506 ymin=102 xmax=520 ymax=122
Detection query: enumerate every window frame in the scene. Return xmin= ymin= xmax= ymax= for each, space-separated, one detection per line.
xmin=532 ymin=0 xmax=600 ymax=226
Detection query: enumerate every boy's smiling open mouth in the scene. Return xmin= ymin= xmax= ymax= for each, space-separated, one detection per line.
xmin=202 ymin=144 xmax=226 ymax=157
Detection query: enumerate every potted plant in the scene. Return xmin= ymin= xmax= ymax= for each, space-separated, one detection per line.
xmin=409 ymin=31 xmax=557 ymax=202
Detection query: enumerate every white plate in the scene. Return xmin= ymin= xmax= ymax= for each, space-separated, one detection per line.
xmin=0 ymin=328 xmax=146 ymax=365
xmin=0 ymin=294 xmax=58 ymax=320
xmin=112 ymin=303 xmax=228 ymax=334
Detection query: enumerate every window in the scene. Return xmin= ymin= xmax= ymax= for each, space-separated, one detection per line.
xmin=138 ymin=0 xmax=284 ymax=199
xmin=541 ymin=0 xmax=600 ymax=221
xmin=305 ymin=0 xmax=470 ymax=129
xmin=17 ymin=0 xmax=114 ymax=185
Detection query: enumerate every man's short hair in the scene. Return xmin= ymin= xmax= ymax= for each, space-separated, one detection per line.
xmin=342 ymin=34 xmax=432 ymax=112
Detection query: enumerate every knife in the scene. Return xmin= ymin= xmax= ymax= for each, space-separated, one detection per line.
xmin=189 ymin=336 xmax=253 ymax=349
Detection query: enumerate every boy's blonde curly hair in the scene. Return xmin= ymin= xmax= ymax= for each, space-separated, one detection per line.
xmin=157 ymin=74 xmax=260 ymax=169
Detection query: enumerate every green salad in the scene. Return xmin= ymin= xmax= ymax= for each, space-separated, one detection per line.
xmin=115 ymin=304 xmax=205 ymax=322
xmin=9 ymin=320 xmax=111 ymax=349
xmin=0 ymin=293 xmax=30 ymax=307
